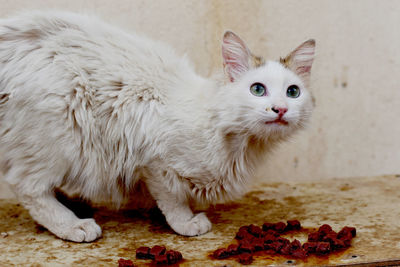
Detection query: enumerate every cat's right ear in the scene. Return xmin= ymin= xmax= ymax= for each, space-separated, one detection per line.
xmin=280 ymin=39 xmax=316 ymax=86
xmin=222 ymin=31 xmax=251 ymax=82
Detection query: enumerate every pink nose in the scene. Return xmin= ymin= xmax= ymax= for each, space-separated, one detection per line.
xmin=271 ymin=106 xmax=288 ymax=117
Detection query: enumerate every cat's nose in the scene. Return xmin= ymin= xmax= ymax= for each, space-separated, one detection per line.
xmin=271 ymin=106 xmax=288 ymax=117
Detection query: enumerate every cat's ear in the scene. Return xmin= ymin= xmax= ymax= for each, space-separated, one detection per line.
xmin=280 ymin=39 xmax=316 ymax=85
xmin=222 ymin=31 xmax=252 ymax=82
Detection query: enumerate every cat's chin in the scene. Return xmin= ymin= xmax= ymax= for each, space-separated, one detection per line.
xmin=265 ymin=119 xmax=288 ymax=125
xmin=260 ymin=120 xmax=298 ymax=139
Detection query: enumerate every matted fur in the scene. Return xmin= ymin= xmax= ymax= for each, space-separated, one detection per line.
xmin=0 ymin=11 xmax=315 ymax=241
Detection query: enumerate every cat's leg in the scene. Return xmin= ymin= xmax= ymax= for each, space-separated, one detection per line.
xmin=21 ymin=192 xmax=101 ymax=242
xmin=144 ymin=168 xmax=212 ymax=236
xmin=6 ymin=166 xmax=101 ymax=242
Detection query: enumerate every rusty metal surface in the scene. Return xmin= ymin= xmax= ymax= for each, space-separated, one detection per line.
xmin=1 ymin=175 xmax=400 ymax=266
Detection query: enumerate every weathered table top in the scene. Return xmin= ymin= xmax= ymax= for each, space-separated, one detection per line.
xmin=1 ymin=175 xmax=400 ymax=266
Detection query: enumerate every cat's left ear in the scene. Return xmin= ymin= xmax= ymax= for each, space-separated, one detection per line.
xmin=222 ymin=31 xmax=252 ymax=82
xmin=281 ymin=39 xmax=316 ymax=86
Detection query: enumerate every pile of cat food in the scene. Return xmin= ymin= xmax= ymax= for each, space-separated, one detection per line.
xmin=213 ymin=220 xmax=356 ymax=265
xmin=118 ymin=245 xmax=183 ymax=266
xmin=118 ymin=221 xmax=355 ymax=266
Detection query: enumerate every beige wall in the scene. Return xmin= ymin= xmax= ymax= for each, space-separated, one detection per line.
xmin=0 ymin=0 xmax=399 ymax=197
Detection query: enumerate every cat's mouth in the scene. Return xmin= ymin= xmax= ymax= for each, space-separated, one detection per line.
xmin=265 ymin=119 xmax=288 ymax=125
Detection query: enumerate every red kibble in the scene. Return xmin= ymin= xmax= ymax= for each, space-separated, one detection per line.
xmin=238 ymin=253 xmax=253 ymax=265
xmin=302 ymin=242 xmax=318 ymax=253
xmin=290 ymin=239 xmax=302 ymax=251
xmin=269 ymin=241 xmax=284 ymax=252
xmin=318 ymin=224 xmax=333 ymax=235
xmin=238 ymin=225 xmax=250 ymax=232
xmin=323 ymin=232 xmax=344 ymax=249
xmin=166 ymin=250 xmax=182 ymax=264
xmin=286 ymin=220 xmax=301 ymax=230
xmin=118 ymin=258 xmax=134 ymax=267
xmin=263 ymin=233 xmax=277 ymax=244
xmin=347 ymin=227 xmax=356 ymax=237
xmin=236 ymin=230 xmax=254 ymax=241
xmin=239 ymin=238 xmax=252 ymax=246
xmin=260 ymin=231 xmax=267 ymax=237
xmin=291 ymin=248 xmax=307 ymax=259
xmin=175 ymin=251 xmax=183 ymax=261
xmin=308 ymin=232 xmax=322 ymax=242
xmin=276 ymin=237 xmax=290 ymax=245
xmin=248 ymin=224 xmax=263 ymax=237
xmin=326 ymin=231 xmax=337 ymax=238
xmin=213 ymin=248 xmax=230 ymax=259
xmin=316 ymin=242 xmax=331 ymax=254
xmin=235 ymin=229 xmax=247 ymax=240
xmin=252 ymin=238 xmax=264 ymax=251
xmin=136 ymin=246 xmax=150 ymax=259
xmin=338 ymin=226 xmax=356 ymax=238
xmin=274 ymin=222 xmax=287 ymax=233
xmin=244 ymin=232 xmax=256 ymax=241
xmin=279 ymin=243 xmax=291 ymax=255
xmin=264 ymin=229 xmax=279 ymax=237
xmin=339 ymin=233 xmax=353 ymax=247
xmin=263 ymin=242 xmax=275 ymax=251
xmin=322 ymin=232 xmax=338 ymax=244
xmin=331 ymin=238 xmax=346 ymax=249
xmin=264 ymin=249 xmax=276 ymax=255
xmin=239 ymin=242 xmax=254 ymax=253
xmin=149 ymin=246 xmax=166 ymax=260
xmin=155 ymin=254 xmax=168 ymax=265
xmin=339 ymin=231 xmax=353 ymax=240
xmin=227 ymin=244 xmax=239 ymax=255
xmin=342 ymin=238 xmax=352 ymax=247
xmin=262 ymin=222 xmax=275 ymax=231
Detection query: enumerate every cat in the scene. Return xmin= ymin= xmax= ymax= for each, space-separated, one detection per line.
xmin=0 ymin=11 xmax=315 ymax=242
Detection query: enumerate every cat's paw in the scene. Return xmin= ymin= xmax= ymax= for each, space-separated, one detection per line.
xmin=59 ymin=218 xmax=102 ymax=242
xmin=170 ymin=212 xmax=212 ymax=236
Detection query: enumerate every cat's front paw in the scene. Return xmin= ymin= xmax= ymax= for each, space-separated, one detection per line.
xmin=58 ymin=218 xmax=102 ymax=242
xmin=169 ymin=212 xmax=212 ymax=236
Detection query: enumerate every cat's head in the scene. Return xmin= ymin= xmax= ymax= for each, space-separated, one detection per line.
xmin=216 ymin=31 xmax=316 ymax=140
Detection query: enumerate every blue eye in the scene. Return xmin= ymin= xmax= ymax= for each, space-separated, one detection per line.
xmin=250 ymin=83 xmax=266 ymax=97
xmin=287 ymin=85 xmax=300 ymax=98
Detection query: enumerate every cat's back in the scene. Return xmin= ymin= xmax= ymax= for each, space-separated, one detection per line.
xmin=0 ymin=11 xmax=196 ymax=199
xmin=0 ymin=10 xmax=188 ymax=97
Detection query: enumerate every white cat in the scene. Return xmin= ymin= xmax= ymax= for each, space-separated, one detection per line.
xmin=0 ymin=11 xmax=315 ymax=242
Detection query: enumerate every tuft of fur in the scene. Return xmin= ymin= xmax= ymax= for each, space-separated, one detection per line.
xmin=0 ymin=11 xmax=315 ymax=241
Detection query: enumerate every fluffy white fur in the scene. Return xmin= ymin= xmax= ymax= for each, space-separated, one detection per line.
xmin=0 ymin=11 xmax=315 ymax=242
